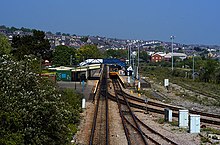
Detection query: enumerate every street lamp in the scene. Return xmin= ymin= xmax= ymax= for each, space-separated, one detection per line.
xmin=74 ymin=54 xmax=77 ymax=90
xmin=193 ymin=53 xmax=195 ymax=81
xmin=170 ymin=36 xmax=175 ymax=71
xmin=137 ymin=42 xmax=141 ymax=91
xmin=137 ymin=42 xmax=139 ymax=80
xmin=127 ymin=44 xmax=130 ymax=66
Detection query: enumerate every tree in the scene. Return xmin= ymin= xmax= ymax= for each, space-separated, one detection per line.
xmin=0 ymin=55 xmax=80 ymax=144
xmin=77 ymin=44 xmax=102 ymax=61
xmin=104 ymin=49 xmax=127 ymax=59
xmin=55 ymin=32 xmax=61 ymax=36
xmin=198 ymin=59 xmax=218 ymax=82
xmin=52 ymin=45 xmax=76 ymax=66
xmin=155 ymin=46 xmax=164 ymax=52
xmin=139 ymin=51 xmax=150 ymax=62
xmin=213 ymin=66 xmax=220 ymax=84
xmin=80 ymin=36 xmax=88 ymax=43
xmin=0 ymin=34 xmax=11 ymax=56
xmin=11 ymin=30 xmax=51 ymax=60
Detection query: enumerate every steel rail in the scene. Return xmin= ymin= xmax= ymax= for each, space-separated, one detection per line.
xmin=113 ymin=79 xmax=148 ymax=145
xmin=112 ymin=79 xmax=131 ymax=145
xmin=120 ymin=90 xmax=220 ymax=120
xmin=124 ymin=117 xmax=160 ymax=145
xmin=108 ymin=92 xmax=220 ymax=126
xmin=134 ymin=116 xmax=179 ymax=145
xmin=89 ymin=65 xmax=109 ymax=145
xmin=89 ymin=81 xmax=101 ymax=145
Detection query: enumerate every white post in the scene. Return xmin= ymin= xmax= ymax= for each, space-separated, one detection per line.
xmin=138 ymin=81 xmax=141 ymax=91
xmin=127 ymin=71 xmax=130 ymax=83
xmin=82 ymin=98 xmax=86 ymax=109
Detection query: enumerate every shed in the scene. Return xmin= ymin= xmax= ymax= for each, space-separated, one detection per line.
xmin=53 ymin=66 xmax=73 ymax=81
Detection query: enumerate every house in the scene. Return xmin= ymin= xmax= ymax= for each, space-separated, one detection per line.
xmin=151 ymin=52 xmax=187 ymax=62
xmin=164 ymin=53 xmax=187 ymax=61
xmin=151 ymin=52 xmax=166 ymax=62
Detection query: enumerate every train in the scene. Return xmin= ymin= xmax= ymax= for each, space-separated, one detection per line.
xmin=109 ymin=65 xmax=119 ymax=78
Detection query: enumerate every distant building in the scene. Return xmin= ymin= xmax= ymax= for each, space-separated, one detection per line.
xmin=151 ymin=52 xmax=166 ymax=62
xmin=151 ymin=52 xmax=187 ymax=62
xmin=164 ymin=53 xmax=187 ymax=61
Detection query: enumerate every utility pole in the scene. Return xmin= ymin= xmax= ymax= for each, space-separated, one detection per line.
xmin=129 ymin=45 xmax=131 ymax=66
xmin=128 ymin=45 xmax=130 ymax=66
xmin=193 ymin=53 xmax=195 ymax=81
xmin=137 ymin=42 xmax=141 ymax=91
xmin=74 ymin=55 xmax=77 ymax=90
xmin=137 ymin=42 xmax=140 ymax=79
xmin=70 ymin=55 xmax=72 ymax=66
xmin=170 ymin=36 xmax=175 ymax=71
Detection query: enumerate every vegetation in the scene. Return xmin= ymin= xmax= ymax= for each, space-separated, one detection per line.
xmin=156 ymin=118 xmax=165 ymax=124
xmin=139 ymin=51 xmax=150 ymax=62
xmin=104 ymin=49 xmax=127 ymax=59
xmin=201 ymin=127 xmax=220 ymax=135
xmin=80 ymin=36 xmax=88 ymax=43
xmin=0 ymin=55 xmax=82 ymax=144
xmin=169 ymin=121 xmax=178 ymax=126
xmin=52 ymin=45 xmax=76 ymax=66
xmin=141 ymin=57 xmax=220 ymax=106
xmin=77 ymin=44 xmax=103 ymax=61
xmin=0 ymin=34 xmax=12 ymax=56
xmin=11 ymin=30 xmax=51 ymax=60
xmin=0 ymin=25 xmax=33 ymax=33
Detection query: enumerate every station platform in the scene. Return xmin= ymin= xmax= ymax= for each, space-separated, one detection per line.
xmin=57 ymin=80 xmax=99 ymax=101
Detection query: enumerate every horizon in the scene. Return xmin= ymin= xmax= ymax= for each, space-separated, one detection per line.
xmin=2 ymin=24 xmax=219 ymax=47
xmin=1 ymin=0 xmax=220 ymax=45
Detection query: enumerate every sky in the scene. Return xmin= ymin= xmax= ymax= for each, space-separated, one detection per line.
xmin=0 ymin=0 xmax=220 ymax=45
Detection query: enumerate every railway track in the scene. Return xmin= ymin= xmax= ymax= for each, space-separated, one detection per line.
xmin=112 ymin=79 xmax=180 ymax=144
xmin=88 ymin=72 xmax=220 ymax=144
xmin=108 ymin=91 xmax=220 ymax=126
xmin=121 ymin=90 xmax=220 ymax=121
xmin=112 ymin=79 xmax=147 ymax=145
xmin=89 ymin=65 xmax=109 ymax=145
xmin=124 ymin=116 xmax=179 ymax=145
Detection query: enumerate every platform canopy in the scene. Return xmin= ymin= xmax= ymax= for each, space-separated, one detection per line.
xmin=79 ymin=58 xmax=126 ymax=68
xmin=48 ymin=64 xmax=101 ymax=72
xmin=103 ymin=59 xmax=126 ymax=67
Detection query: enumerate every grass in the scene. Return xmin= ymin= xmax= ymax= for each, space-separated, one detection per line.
xmin=156 ymin=118 xmax=165 ymax=124
xmin=169 ymin=121 xmax=178 ymax=126
xmin=156 ymin=117 xmax=179 ymax=126
xmin=200 ymin=136 xmax=210 ymax=144
xmin=201 ymin=127 xmax=220 ymax=135
xmin=141 ymin=66 xmax=220 ymax=106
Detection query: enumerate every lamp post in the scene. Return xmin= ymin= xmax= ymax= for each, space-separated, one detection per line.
xmin=74 ymin=54 xmax=77 ymax=90
xmin=137 ymin=42 xmax=141 ymax=91
xmin=129 ymin=45 xmax=131 ymax=66
xmin=170 ymin=36 xmax=175 ymax=71
xmin=70 ymin=55 xmax=73 ymax=66
xmin=193 ymin=53 xmax=195 ymax=81
xmin=137 ymin=43 xmax=139 ymax=79
xmin=127 ymin=45 xmax=130 ymax=66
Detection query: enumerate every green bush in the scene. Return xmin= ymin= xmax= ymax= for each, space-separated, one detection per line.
xmin=0 ymin=55 xmax=81 ymax=145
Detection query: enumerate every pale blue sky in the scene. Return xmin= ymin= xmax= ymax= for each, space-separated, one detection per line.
xmin=0 ymin=0 xmax=219 ymax=45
